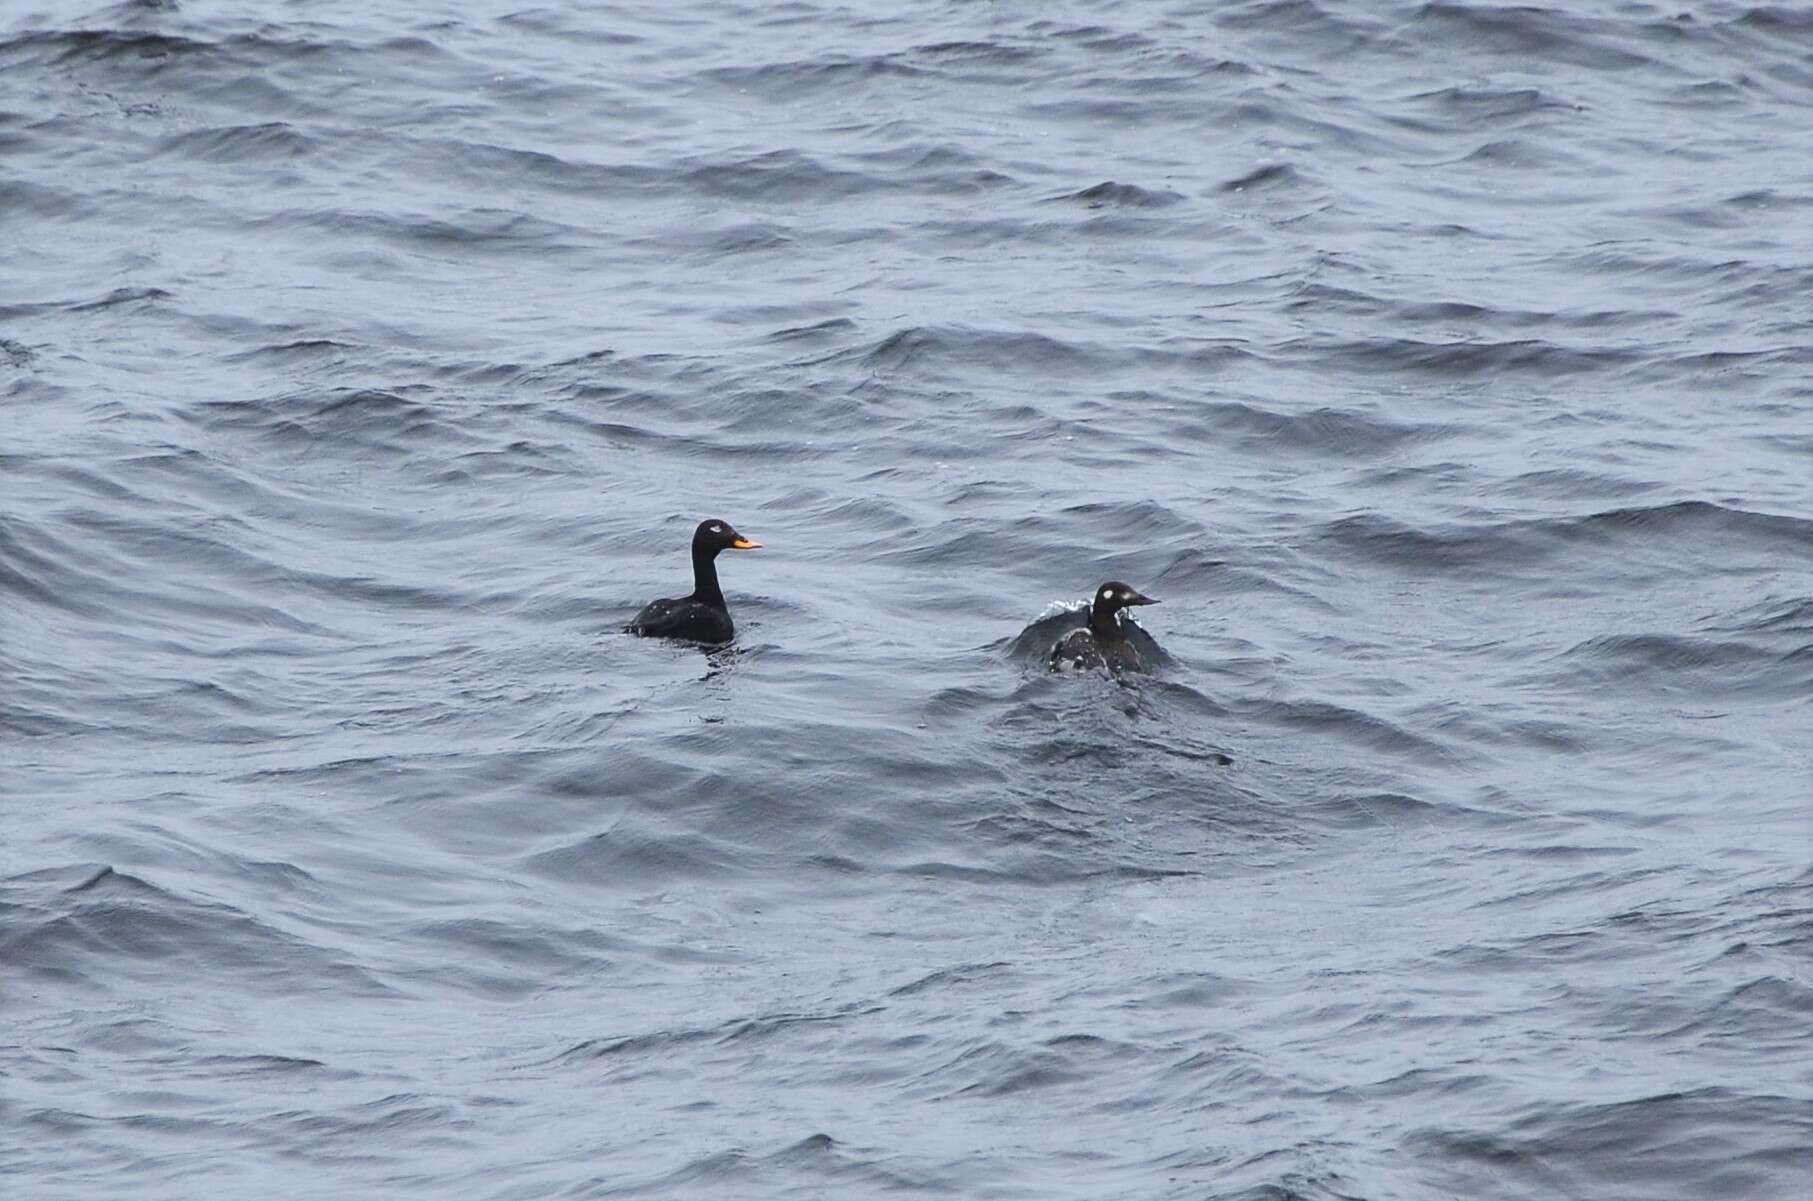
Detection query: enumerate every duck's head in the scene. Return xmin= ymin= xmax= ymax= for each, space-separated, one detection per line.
xmin=693 ymin=518 xmax=762 ymax=556
xmin=1089 ymin=581 xmax=1157 ymax=636
xmin=1094 ymin=580 xmax=1158 ymax=613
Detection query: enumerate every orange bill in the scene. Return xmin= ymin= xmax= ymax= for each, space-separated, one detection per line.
xmin=732 ymin=537 xmax=762 ymax=549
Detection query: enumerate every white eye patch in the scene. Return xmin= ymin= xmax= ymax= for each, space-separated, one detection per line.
xmin=710 ymin=524 xmax=723 ymax=532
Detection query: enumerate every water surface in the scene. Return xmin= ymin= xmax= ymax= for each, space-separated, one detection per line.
xmin=4 ymin=2 xmax=1810 ymax=1198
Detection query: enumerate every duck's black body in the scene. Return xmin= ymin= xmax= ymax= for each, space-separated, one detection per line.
xmin=1050 ymin=581 xmax=1159 ymax=674
xmin=626 ymin=519 xmax=761 ymax=645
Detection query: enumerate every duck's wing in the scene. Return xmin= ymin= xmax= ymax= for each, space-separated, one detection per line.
xmin=627 ymin=597 xmax=734 ymax=644
xmin=626 ymin=595 xmax=683 ymax=633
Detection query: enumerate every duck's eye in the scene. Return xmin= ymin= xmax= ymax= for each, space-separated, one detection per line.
xmin=711 ymin=524 xmax=723 ymax=533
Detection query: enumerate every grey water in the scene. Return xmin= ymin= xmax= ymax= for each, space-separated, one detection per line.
xmin=3 ymin=1 xmax=1810 ymax=1197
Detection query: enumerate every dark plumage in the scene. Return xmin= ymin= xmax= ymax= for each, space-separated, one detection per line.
xmin=1050 ymin=581 xmax=1159 ymax=674
xmin=625 ymin=519 xmax=762 ymax=645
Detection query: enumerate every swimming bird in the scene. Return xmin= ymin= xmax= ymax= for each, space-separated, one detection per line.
xmin=625 ymin=518 xmax=762 ymax=645
xmin=1050 ymin=581 xmax=1159 ymax=674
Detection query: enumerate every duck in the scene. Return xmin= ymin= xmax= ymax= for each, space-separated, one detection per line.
xmin=625 ymin=518 xmax=761 ymax=645
xmin=1050 ymin=581 xmax=1159 ymax=674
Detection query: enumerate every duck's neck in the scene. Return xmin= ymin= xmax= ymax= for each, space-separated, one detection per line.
xmin=1089 ymin=601 xmax=1126 ymax=641
xmin=690 ymin=544 xmax=726 ymax=608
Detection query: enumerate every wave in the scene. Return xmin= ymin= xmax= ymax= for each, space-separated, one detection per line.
xmin=1281 ymin=334 xmax=1642 ymax=378
xmin=1410 ymin=1087 xmax=1811 ymax=1200
xmin=157 ymin=121 xmax=318 ymax=164
xmin=2 ymin=864 xmax=387 ymax=996
xmin=1318 ymin=501 xmax=1813 ymax=576
xmin=1052 ymin=180 xmax=1186 ymax=208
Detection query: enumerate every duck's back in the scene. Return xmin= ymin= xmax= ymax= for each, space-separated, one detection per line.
xmin=627 ymin=596 xmax=734 ymax=644
xmin=1050 ymin=628 xmax=1106 ymax=672
xmin=1100 ymin=637 xmax=1145 ymax=673
xmin=1049 ymin=627 xmax=1147 ymax=674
